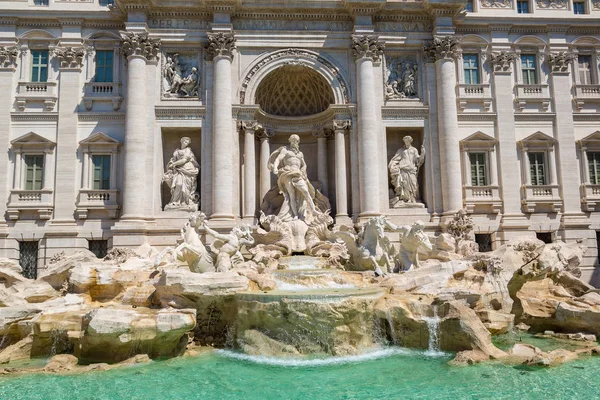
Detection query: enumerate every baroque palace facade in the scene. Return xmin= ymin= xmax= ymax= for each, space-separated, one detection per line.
xmin=0 ymin=0 xmax=600 ymax=283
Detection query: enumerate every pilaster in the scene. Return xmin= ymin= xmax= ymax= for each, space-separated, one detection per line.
xmin=0 ymin=45 xmax=17 ymax=233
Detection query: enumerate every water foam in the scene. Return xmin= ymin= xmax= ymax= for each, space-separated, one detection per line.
xmin=216 ymin=347 xmax=449 ymax=367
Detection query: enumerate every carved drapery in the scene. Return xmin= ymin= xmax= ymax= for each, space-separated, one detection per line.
xmin=0 ymin=46 xmax=18 ymax=69
xmin=54 ymin=47 xmax=85 ymax=69
xmin=205 ymin=32 xmax=236 ymax=61
xmin=489 ymin=51 xmax=518 ymax=73
xmin=536 ymin=0 xmax=567 ymax=9
xmin=120 ymin=32 xmax=161 ymax=61
xmin=547 ymin=52 xmax=576 ymax=73
xmin=351 ymin=35 xmax=385 ymax=62
xmin=423 ymin=36 xmax=461 ymax=62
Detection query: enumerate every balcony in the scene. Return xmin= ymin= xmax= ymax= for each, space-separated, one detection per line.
xmin=463 ymin=185 xmax=502 ymax=214
xmin=75 ymin=189 xmax=120 ymax=219
xmin=580 ymin=184 xmax=600 ymax=212
xmin=574 ymin=84 xmax=600 ymax=110
xmin=15 ymin=81 xmax=57 ymax=112
xmin=83 ymin=82 xmax=123 ymax=111
xmin=520 ymin=184 xmax=562 ymax=213
xmin=6 ymin=189 xmax=53 ymax=220
xmin=515 ymin=84 xmax=551 ymax=111
xmin=457 ymin=84 xmax=492 ymax=112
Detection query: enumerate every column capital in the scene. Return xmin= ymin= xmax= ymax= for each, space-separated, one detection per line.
xmin=0 ymin=46 xmax=19 ymax=70
xmin=489 ymin=51 xmax=518 ymax=74
xmin=547 ymin=51 xmax=577 ymax=74
xmin=423 ymin=36 xmax=461 ymax=63
xmin=313 ymin=128 xmax=333 ymax=139
xmin=239 ymin=120 xmax=263 ymax=133
xmin=54 ymin=46 xmax=85 ymax=69
xmin=256 ymin=127 xmax=274 ymax=140
xmin=120 ymin=31 xmax=160 ymax=61
xmin=332 ymin=119 xmax=352 ymax=132
xmin=205 ymin=32 xmax=236 ymax=61
xmin=351 ymin=35 xmax=384 ymax=62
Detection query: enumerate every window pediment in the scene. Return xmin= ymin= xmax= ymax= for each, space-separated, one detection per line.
xmin=11 ymin=132 xmax=55 ymax=152
xmin=518 ymin=131 xmax=555 ymax=150
xmin=79 ymin=132 xmax=120 ymax=152
xmin=460 ymin=131 xmax=497 ymax=150
xmin=578 ymin=131 xmax=600 ymax=150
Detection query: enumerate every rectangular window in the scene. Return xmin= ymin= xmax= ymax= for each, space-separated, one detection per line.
xmin=31 ymin=50 xmax=49 ymax=83
xmin=475 ymin=234 xmax=493 ymax=252
xmin=94 ymin=50 xmax=114 ymax=83
xmin=99 ymin=0 xmax=114 ymax=5
xmin=578 ymin=55 xmax=594 ymax=85
xmin=33 ymin=0 xmax=49 ymax=5
xmin=469 ymin=152 xmax=487 ymax=186
xmin=517 ymin=0 xmax=530 ymax=13
xmin=573 ymin=1 xmax=586 ymax=14
xmin=521 ymin=54 xmax=538 ymax=85
xmin=464 ymin=0 xmax=474 ymax=12
xmin=24 ymin=155 xmax=44 ymax=190
xmin=588 ymin=152 xmax=600 ymax=185
xmin=92 ymin=155 xmax=111 ymax=190
xmin=19 ymin=241 xmax=39 ymax=279
xmin=88 ymin=240 xmax=108 ymax=258
xmin=529 ymin=152 xmax=546 ymax=186
xmin=463 ymin=54 xmax=480 ymax=85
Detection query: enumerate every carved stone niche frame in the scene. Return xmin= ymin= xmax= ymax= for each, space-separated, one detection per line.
xmin=383 ymin=51 xmax=423 ymax=104
xmin=160 ymin=48 xmax=202 ymax=102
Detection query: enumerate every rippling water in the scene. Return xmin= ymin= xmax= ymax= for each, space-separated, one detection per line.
xmin=1 ymin=348 xmax=600 ymax=400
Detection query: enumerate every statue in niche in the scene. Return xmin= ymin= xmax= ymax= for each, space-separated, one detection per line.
xmin=388 ymin=136 xmax=425 ymax=207
xmin=163 ymin=53 xmax=199 ymax=98
xmin=202 ymin=221 xmax=254 ymax=272
xmin=266 ymin=134 xmax=328 ymax=223
xmin=385 ymin=58 xmax=419 ymax=100
xmin=163 ymin=136 xmax=200 ymax=211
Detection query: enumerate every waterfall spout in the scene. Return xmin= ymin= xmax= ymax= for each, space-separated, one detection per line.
xmin=422 ymin=305 xmax=442 ymax=356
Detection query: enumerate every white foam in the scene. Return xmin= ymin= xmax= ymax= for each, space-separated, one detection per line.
xmin=216 ymin=347 xmax=449 ymax=367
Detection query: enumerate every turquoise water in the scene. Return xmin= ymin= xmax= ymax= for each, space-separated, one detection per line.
xmin=1 ymin=348 xmax=599 ymax=400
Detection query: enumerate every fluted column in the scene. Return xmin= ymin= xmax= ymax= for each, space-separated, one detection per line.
xmin=0 ymin=46 xmax=18 ymax=227
xmin=333 ymin=120 xmax=351 ymax=220
xmin=120 ymin=32 xmax=160 ymax=220
xmin=313 ymin=129 xmax=331 ymax=197
xmin=257 ymin=129 xmax=274 ymax=203
xmin=424 ymin=36 xmax=462 ymax=216
xmin=352 ymin=35 xmax=385 ymax=218
xmin=206 ymin=32 xmax=236 ymax=220
xmin=241 ymin=120 xmax=261 ymax=220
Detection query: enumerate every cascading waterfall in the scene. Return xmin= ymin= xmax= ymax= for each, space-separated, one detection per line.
xmin=422 ymin=305 xmax=442 ymax=355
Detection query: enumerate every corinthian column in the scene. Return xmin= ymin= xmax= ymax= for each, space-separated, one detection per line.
xmin=241 ymin=120 xmax=261 ymax=221
xmin=205 ymin=32 xmax=236 ymax=220
xmin=424 ymin=36 xmax=462 ymax=216
xmin=333 ymin=120 xmax=351 ymax=222
xmin=352 ymin=35 xmax=384 ymax=218
xmin=120 ymin=32 xmax=160 ymax=220
xmin=257 ymin=128 xmax=274 ymax=203
xmin=313 ymin=128 xmax=331 ymax=197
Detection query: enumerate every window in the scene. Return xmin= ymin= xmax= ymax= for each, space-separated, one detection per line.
xmin=24 ymin=155 xmax=44 ymax=190
xmin=469 ymin=152 xmax=487 ymax=186
xmin=475 ymin=234 xmax=493 ymax=252
xmin=521 ymin=54 xmax=538 ymax=85
xmin=463 ymin=54 xmax=480 ymax=85
xmin=464 ymin=0 xmax=474 ymax=12
xmin=573 ymin=1 xmax=586 ymax=14
xmin=517 ymin=0 xmax=530 ymax=13
xmin=588 ymin=152 xmax=600 ymax=185
xmin=31 ymin=50 xmax=49 ymax=83
xmin=92 ymin=155 xmax=111 ymax=190
xmin=88 ymin=240 xmax=108 ymax=258
xmin=99 ymin=0 xmax=114 ymax=5
xmin=578 ymin=55 xmax=594 ymax=85
xmin=529 ymin=152 xmax=546 ymax=186
xmin=536 ymin=232 xmax=553 ymax=244
xmin=33 ymin=0 xmax=49 ymax=5
xmin=19 ymin=241 xmax=39 ymax=279
xmin=94 ymin=50 xmax=113 ymax=83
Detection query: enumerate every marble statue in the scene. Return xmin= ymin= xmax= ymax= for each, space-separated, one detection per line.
xmin=153 ymin=211 xmax=214 ymax=273
xmin=388 ymin=136 xmax=426 ymax=207
xmin=163 ymin=137 xmax=199 ymax=211
xmin=398 ymin=220 xmax=433 ymax=271
xmin=267 ymin=134 xmax=324 ymax=223
xmin=163 ymin=54 xmax=199 ymax=97
xmin=202 ymin=222 xmax=255 ymax=272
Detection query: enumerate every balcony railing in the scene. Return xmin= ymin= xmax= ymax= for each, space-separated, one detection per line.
xmin=463 ymin=185 xmax=502 ymax=213
xmin=76 ymin=189 xmax=120 ymax=219
xmin=15 ymin=81 xmax=58 ymax=111
xmin=515 ymin=84 xmax=551 ymax=111
xmin=457 ymin=84 xmax=493 ymax=112
xmin=83 ymin=81 xmax=123 ymax=111
xmin=521 ymin=184 xmax=562 ymax=213
xmin=580 ymin=184 xmax=600 ymax=212
xmin=7 ymin=189 xmax=53 ymax=220
xmin=574 ymin=84 xmax=600 ymax=110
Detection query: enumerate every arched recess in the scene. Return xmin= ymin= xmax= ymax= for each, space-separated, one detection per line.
xmin=19 ymin=29 xmax=57 ymax=40
xmin=238 ymin=48 xmax=351 ymax=106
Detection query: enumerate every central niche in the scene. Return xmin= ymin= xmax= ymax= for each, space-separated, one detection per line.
xmin=255 ymin=65 xmax=335 ymax=117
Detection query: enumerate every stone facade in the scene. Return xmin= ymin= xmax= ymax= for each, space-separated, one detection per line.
xmin=0 ymin=0 xmax=600 ymax=284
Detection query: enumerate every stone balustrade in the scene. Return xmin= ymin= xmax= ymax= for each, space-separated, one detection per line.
xmin=7 ymin=189 xmax=54 ymax=220
xmin=520 ymin=184 xmax=562 ymax=213
xmin=75 ymin=189 xmax=120 ymax=219
xmin=15 ymin=81 xmax=57 ymax=111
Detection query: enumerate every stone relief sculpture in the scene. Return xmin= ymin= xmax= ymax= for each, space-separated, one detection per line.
xmin=480 ymin=0 xmax=511 ymax=7
xmin=385 ymin=57 xmax=419 ymax=100
xmin=388 ymin=136 xmax=426 ymax=207
xmin=154 ymin=211 xmax=214 ymax=273
xmin=0 ymin=46 xmax=19 ymax=68
xmin=202 ymin=222 xmax=254 ymax=272
xmin=162 ymin=136 xmax=200 ymax=211
xmin=536 ymin=0 xmax=567 ymax=8
xmin=162 ymin=53 xmax=199 ymax=97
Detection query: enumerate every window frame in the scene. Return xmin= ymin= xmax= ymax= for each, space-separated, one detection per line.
xmin=528 ymin=152 xmax=547 ymax=186
xmin=30 ymin=49 xmax=49 ymax=83
xmin=94 ymin=50 xmax=114 ymax=83
xmin=469 ymin=152 xmax=488 ymax=187
xmin=520 ymin=53 xmax=539 ymax=85
xmin=573 ymin=0 xmax=587 ymax=15
xmin=91 ymin=154 xmax=112 ymax=190
xmin=24 ymin=154 xmax=45 ymax=191
xmin=463 ymin=53 xmax=481 ymax=85
xmin=517 ymin=0 xmax=531 ymax=14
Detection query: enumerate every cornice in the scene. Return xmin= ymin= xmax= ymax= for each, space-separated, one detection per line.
xmin=11 ymin=113 xmax=59 ymax=122
xmin=78 ymin=112 xmax=126 ymax=122
xmin=514 ymin=113 xmax=556 ymax=122
xmin=381 ymin=106 xmax=429 ymax=120
xmin=457 ymin=113 xmax=498 ymax=122
xmin=155 ymin=106 xmax=206 ymax=120
xmin=574 ymin=114 xmax=600 ymax=122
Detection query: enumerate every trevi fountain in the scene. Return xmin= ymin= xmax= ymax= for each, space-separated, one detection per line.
xmin=1 ymin=133 xmax=600 ymax=399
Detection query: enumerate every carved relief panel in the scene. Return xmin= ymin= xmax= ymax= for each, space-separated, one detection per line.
xmin=161 ymin=51 xmax=201 ymax=99
xmin=384 ymin=54 xmax=420 ymax=101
